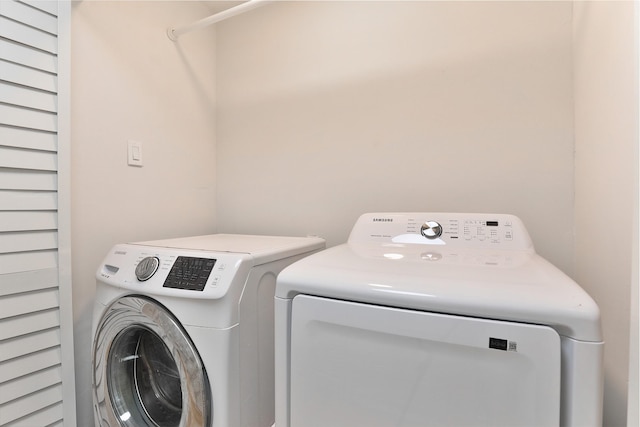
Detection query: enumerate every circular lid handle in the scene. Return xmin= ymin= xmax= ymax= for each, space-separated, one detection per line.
xmin=135 ymin=256 xmax=160 ymax=281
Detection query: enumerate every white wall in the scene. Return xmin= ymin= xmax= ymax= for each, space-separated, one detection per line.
xmin=67 ymin=2 xmax=637 ymax=426
xmin=215 ymin=1 xmax=576 ymax=274
xmin=573 ymin=2 xmax=637 ymax=426
xmin=70 ymin=2 xmax=218 ymax=425
xmin=216 ymin=1 xmax=637 ymax=425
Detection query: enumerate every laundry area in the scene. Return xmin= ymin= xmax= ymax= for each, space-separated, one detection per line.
xmin=0 ymin=1 xmax=637 ymax=427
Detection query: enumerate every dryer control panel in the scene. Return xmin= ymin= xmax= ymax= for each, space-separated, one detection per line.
xmin=348 ymin=213 xmax=534 ymax=251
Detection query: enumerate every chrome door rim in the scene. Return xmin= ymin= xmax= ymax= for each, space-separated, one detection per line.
xmin=92 ymin=295 xmax=211 ymax=427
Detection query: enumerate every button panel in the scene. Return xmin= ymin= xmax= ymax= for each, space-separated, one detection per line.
xmin=350 ymin=213 xmax=531 ymax=250
xmin=163 ymin=256 xmax=216 ymax=291
xmin=459 ymin=219 xmax=513 ymax=243
xmin=406 ymin=218 xmax=514 ymax=244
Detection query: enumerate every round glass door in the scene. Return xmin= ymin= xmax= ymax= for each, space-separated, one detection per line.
xmin=92 ymin=296 xmax=211 ymax=426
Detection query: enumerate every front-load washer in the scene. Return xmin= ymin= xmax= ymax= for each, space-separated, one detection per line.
xmin=92 ymin=233 xmax=324 ymax=427
xmin=275 ymin=213 xmax=603 ymax=427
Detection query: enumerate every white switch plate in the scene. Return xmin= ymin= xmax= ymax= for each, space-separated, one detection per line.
xmin=127 ymin=140 xmax=143 ymax=167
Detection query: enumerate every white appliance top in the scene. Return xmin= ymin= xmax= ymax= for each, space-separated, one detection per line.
xmin=133 ymin=233 xmax=325 ymax=265
xmin=276 ymin=213 xmax=602 ymax=342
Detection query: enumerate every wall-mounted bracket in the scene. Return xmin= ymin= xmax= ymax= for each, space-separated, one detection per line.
xmin=167 ymin=0 xmax=272 ymax=41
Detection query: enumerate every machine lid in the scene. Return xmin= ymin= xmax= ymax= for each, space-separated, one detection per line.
xmin=276 ymin=213 xmax=602 ymax=342
xmin=131 ymin=234 xmax=325 ymax=265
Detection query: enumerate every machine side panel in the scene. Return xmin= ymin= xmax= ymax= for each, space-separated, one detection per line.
xmin=274 ymin=297 xmax=293 ymax=427
xmin=239 ymin=252 xmax=323 ymax=427
xmin=560 ymin=337 xmax=604 ymax=427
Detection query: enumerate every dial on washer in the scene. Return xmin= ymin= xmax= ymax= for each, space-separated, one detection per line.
xmin=135 ymin=256 xmax=160 ymax=281
xmin=420 ymin=221 xmax=443 ymax=240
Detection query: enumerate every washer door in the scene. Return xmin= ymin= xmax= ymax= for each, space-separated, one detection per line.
xmin=93 ymin=296 xmax=211 ymax=427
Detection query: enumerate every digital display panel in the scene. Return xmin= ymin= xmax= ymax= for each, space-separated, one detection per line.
xmin=163 ymin=256 xmax=216 ymax=291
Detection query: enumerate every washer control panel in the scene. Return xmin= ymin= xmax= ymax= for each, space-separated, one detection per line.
xmin=163 ymin=256 xmax=216 ymax=291
xmin=349 ymin=213 xmax=533 ymax=251
xmin=97 ymin=244 xmax=249 ymax=299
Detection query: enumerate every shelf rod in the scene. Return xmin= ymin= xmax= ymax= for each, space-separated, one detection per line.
xmin=167 ymin=0 xmax=272 ymax=41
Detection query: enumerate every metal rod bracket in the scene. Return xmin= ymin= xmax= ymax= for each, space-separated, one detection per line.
xmin=167 ymin=0 xmax=271 ymax=41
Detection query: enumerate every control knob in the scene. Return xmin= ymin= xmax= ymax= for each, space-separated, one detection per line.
xmin=420 ymin=220 xmax=443 ymax=240
xmin=135 ymin=256 xmax=160 ymax=282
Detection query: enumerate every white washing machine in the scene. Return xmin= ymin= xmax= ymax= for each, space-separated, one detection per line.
xmin=91 ymin=233 xmax=325 ymax=427
xmin=275 ymin=213 xmax=604 ymax=427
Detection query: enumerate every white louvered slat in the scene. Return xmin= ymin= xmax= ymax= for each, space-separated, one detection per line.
xmin=0 ymin=230 xmax=58 ymax=254
xmin=0 ymin=104 xmax=57 ymax=132
xmin=4 ymin=402 xmax=63 ymax=427
xmin=0 ymin=16 xmax=57 ymax=54
xmin=0 ymin=190 xmax=57 ymax=210
xmin=0 ymin=251 xmax=58 ymax=275
xmin=0 ymin=288 xmax=58 ymax=320
xmin=0 ymin=328 xmax=60 ymax=362
xmin=0 ymin=268 xmax=58 ymax=296
xmin=45 ymin=420 xmax=64 ymax=427
xmin=0 ymin=39 xmax=56 ymax=74
xmin=0 ymin=211 xmax=57 ymax=232
xmin=0 ymin=146 xmax=57 ymax=171
xmin=0 ymin=169 xmax=57 ymax=190
xmin=0 ymin=82 xmax=57 ymax=113
xmin=0 ymin=127 xmax=57 ymax=151
xmin=0 ymin=365 xmax=62 ymax=404
xmin=0 ymin=346 xmax=60 ymax=383
xmin=0 ymin=309 xmax=59 ymax=340
xmin=0 ymin=384 xmax=63 ymax=425
xmin=20 ymin=0 xmax=58 ymax=17
xmin=0 ymin=1 xmax=57 ymax=36
xmin=0 ymin=61 xmax=56 ymax=94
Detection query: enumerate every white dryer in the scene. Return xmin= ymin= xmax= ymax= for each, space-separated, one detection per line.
xmin=275 ymin=213 xmax=603 ymax=427
xmin=92 ymin=234 xmax=324 ymax=427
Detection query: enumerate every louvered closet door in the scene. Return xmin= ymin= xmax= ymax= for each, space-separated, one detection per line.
xmin=0 ymin=1 xmax=76 ymax=426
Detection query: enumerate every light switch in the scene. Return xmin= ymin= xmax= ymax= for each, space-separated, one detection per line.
xmin=127 ymin=140 xmax=143 ymax=167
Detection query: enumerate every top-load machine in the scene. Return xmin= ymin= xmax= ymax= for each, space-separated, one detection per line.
xmin=275 ymin=213 xmax=603 ymax=427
